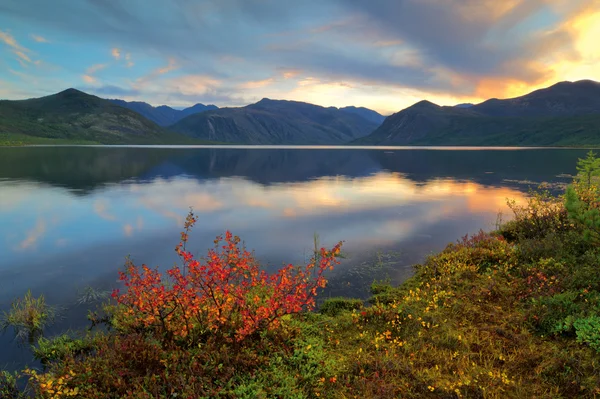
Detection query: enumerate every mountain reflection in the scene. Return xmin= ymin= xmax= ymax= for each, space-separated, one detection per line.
xmin=0 ymin=146 xmax=583 ymax=192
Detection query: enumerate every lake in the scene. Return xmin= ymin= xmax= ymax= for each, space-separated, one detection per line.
xmin=0 ymin=145 xmax=589 ymax=370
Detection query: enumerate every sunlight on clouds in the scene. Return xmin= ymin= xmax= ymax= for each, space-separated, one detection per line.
xmin=551 ymin=10 xmax=600 ymax=83
xmin=30 ymin=34 xmax=48 ymax=43
xmin=238 ymin=78 xmax=274 ymax=90
xmin=158 ymin=58 xmax=177 ymax=74
xmin=87 ymin=64 xmax=107 ymax=74
xmin=0 ymin=30 xmax=36 ymax=67
xmin=111 ymin=48 xmax=121 ymax=60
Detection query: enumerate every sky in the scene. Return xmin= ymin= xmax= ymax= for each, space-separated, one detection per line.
xmin=1 ymin=0 xmax=600 ymax=115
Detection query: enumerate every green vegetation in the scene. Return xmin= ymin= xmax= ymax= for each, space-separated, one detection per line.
xmin=0 ymin=89 xmax=220 ymax=146
xmin=5 ymin=155 xmax=600 ymax=398
xmin=170 ymin=98 xmax=379 ymax=145
xmin=0 ymin=133 xmax=99 ymax=146
xmin=1 ymin=290 xmax=57 ymax=344
xmin=356 ymin=80 xmax=600 ymax=146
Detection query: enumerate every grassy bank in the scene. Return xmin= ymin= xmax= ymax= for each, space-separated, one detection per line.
xmin=0 ymin=133 xmax=99 ymax=146
xmin=3 ymin=158 xmax=600 ymax=398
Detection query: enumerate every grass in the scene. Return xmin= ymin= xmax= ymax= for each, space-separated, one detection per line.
xmin=0 ymin=133 xmax=99 ymax=146
xmin=1 ymin=290 xmax=57 ymax=344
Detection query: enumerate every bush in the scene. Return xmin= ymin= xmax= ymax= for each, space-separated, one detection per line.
xmin=573 ymin=316 xmax=600 ymax=353
xmin=33 ymin=333 xmax=95 ymax=366
xmin=0 ymin=371 xmax=25 ymax=399
xmin=320 ymin=297 xmax=363 ymax=316
xmin=112 ymin=211 xmax=343 ymax=345
xmin=502 ymin=190 xmax=570 ymax=241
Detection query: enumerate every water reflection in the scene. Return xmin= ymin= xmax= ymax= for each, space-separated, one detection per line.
xmin=0 ymin=146 xmax=587 ymax=371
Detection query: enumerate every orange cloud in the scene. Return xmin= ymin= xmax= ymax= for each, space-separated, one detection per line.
xmin=158 ymin=58 xmax=177 ymax=74
xmin=238 ymin=78 xmax=274 ymax=90
xmin=30 ymin=34 xmax=48 ymax=43
xmin=111 ymin=47 xmax=121 ymax=60
xmin=86 ymin=63 xmax=107 ymax=74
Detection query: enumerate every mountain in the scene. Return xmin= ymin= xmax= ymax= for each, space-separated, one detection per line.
xmin=339 ymin=106 xmax=386 ymax=125
xmin=169 ymin=98 xmax=379 ymax=144
xmin=0 ymin=89 xmax=214 ymax=145
xmin=454 ymin=103 xmax=474 ymax=109
xmin=109 ymin=99 xmax=217 ymax=126
xmin=356 ymin=80 xmax=600 ymax=146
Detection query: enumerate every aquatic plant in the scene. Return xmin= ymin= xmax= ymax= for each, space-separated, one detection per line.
xmin=1 ymin=290 xmax=56 ymax=344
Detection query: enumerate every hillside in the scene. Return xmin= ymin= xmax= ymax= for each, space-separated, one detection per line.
xmin=356 ymin=80 xmax=600 ymax=146
xmin=0 ymin=89 xmax=214 ymax=145
xmin=339 ymin=106 xmax=386 ymax=124
xmin=109 ymin=99 xmax=218 ymax=126
xmin=169 ymin=98 xmax=379 ymax=144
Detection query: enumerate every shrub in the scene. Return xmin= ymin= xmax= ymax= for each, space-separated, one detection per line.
xmin=33 ymin=333 xmax=95 ymax=366
xmin=320 ymin=297 xmax=363 ymax=316
xmin=112 ymin=210 xmax=343 ymax=345
xmin=503 ymin=190 xmax=570 ymax=241
xmin=0 ymin=371 xmax=25 ymax=399
xmin=573 ymin=316 xmax=600 ymax=353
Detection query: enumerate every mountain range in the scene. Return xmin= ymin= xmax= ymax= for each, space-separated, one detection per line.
xmin=169 ymin=98 xmax=380 ymax=144
xmin=2 ymin=79 xmax=600 ymax=146
xmin=356 ymin=80 xmax=600 ymax=146
xmin=108 ymin=99 xmax=218 ymax=126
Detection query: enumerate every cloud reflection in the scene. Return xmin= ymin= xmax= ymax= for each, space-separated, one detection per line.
xmin=18 ymin=218 xmax=46 ymax=250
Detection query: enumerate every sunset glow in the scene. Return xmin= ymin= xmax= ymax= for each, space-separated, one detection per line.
xmin=1 ymin=1 xmax=599 ymax=114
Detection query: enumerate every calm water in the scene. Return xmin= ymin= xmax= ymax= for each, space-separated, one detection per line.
xmin=0 ymin=146 xmax=588 ymax=369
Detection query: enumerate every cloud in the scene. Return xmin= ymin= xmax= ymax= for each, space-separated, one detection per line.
xmin=30 ymin=34 xmax=48 ymax=43
xmin=1 ymin=0 xmax=600 ymax=111
xmin=86 ymin=63 xmax=107 ymax=74
xmin=0 ymin=29 xmax=35 ymax=66
xmin=238 ymin=78 xmax=274 ymax=90
xmin=0 ymin=30 xmax=27 ymax=52
xmin=81 ymin=64 xmax=108 ymax=85
xmin=18 ymin=219 xmax=46 ymax=250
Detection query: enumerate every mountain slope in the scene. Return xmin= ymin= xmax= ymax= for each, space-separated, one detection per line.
xmin=0 ymin=89 xmax=213 ymax=144
xmin=109 ymin=99 xmax=217 ymax=126
xmin=339 ymin=106 xmax=386 ymax=125
xmin=170 ymin=98 xmax=379 ymax=144
xmin=356 ymin=80 xmax=600 ymax=146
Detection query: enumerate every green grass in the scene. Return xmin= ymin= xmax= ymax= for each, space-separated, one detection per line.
xmin=0 ymin=133 xmax=99 ymax=146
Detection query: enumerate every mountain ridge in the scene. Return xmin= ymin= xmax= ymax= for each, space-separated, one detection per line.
xmin=169 ymin=98 xmax=380 ymax=144
xmin=108 ymin=99 xmax=218 ymax=126
xmin=0 ymin=89 xmax=217 ymax=145
xmin=355 ymin=79 xmax=600 ymax=146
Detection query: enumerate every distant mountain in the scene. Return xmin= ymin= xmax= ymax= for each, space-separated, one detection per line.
xmin=454 ymin=103 xmax=474 ymax=109
xmin=355 ymin=80 xmax=600 ymax=146
xmin=339 ymin=106 xmax=386 ymax=125
xmin=0 ymin=89 xmax=215 ymax=145
xmin=109 ymin=99 xmax=218 ymax=126
xmin=169 ymin=98 xmax=379 ymax=144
